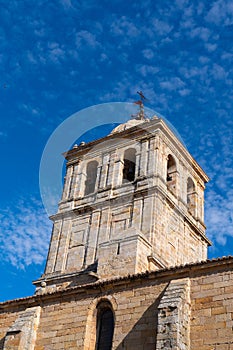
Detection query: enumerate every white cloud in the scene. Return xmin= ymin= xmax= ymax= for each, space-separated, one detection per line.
xmin=99 ymin=75 xmax=132 ymax=102
xmin=111 ymin=16 xmax=140 ymax=38
xmin=136 ymin=64 xmax=159 ymax=77
xmin=206 ymin=188 xmax=233 ymax=246
xmin=198 ymin=56 xmax=210 ymax=64
xmin=179 ymin=88 xmax=191 ymax=96
xmin=59 ymin=0 xmax=73 ymax=9
xmin=211 ymin=63 xmax=227 ymax=80
xmin=142 ymin=49 xmax=154 ymax=60
xmin=206 ymin=0 xmax=233 ymax=25
xmin=189 ymin=26 xmax=211 ymax=41
xmin=151 ymin=18 xmax=173 ymax=36
xmin=205 ymin=42 xmax=217 ymax=52
xmin=160 ymin=77 xmax=185 ymax=91
xmin=0 ymin=198 xmax=52 ymax=269
xmin=76 ymin=30 xmax=100 ymax=49
xmin=221 ymin=51 xmax=233 ymax=61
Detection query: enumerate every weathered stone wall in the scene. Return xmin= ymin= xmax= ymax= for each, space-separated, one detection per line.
xmin=190 ymin=268 xmax=233 ymax=350
xmin=0 ymin=305 xmax=28 ymax=350
xmin=35 ymin=281 xmax=168 ymax=350
xmin=1 ymin=258 xmax=233 ymax=350
xmin=3 ymin=307 xmax=41 ymax=350
xmin=0 ymin=279 xmax=167 ymax=350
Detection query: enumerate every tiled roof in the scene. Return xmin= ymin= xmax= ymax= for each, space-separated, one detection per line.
xmin=1 ymin=255 xmax=233 ymax=308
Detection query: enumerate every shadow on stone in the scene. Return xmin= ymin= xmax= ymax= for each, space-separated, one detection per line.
xmin=0 ymin=337 xmax=5 ymax=350
xmin=115 ymin=288 xmax=166 ymax=350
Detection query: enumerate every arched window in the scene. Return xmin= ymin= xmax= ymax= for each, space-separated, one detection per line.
xmin=96 ymin=301 xmax=114 ymax=350
xmin=167 ymin=155 xmax=176 ymax=181
xmin=166 ymin=155 xmax=178 ymax=195
xmin=123 ymin=148 xmax=136 ymax=183
xmin=187 ymin=177 xmax=196 ymax=215
xmin=85 ymin=161 xmax=98 ymax=195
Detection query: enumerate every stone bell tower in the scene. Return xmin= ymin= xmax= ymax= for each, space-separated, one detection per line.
xmin=34 ymin=113 xmax=210 ymax=293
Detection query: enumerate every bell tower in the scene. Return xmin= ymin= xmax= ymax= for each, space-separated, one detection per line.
xmin=34 ymin=113 xmax=210 ymax=293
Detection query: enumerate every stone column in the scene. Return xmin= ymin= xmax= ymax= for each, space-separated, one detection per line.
xmin=99 ymin=153 xmax=110 ymax=189
xmin=147 ymin=137 xmax=156 ymax=176
xmin=73 ymin=162 xmax=86 ymax=198
xmin=54 ymin=218 xmax=72 ymax=272
xmin=69 ymin=162 xmax=81 ymax=198
xmin=84 ymin=210 xmax=101 ymax=266
xmin=139 ymin=139 xmax=148 ymax=177
xmin=113 ymin=155 xmax=124 ymax=187
xmin=44 ymin=220 xmax=62 ymax=274
xmin=135 ymin=151 xmax=140 ymax=179
xmin=131 ymin=197 xmax=142 ymax=231
xmin=197 ymin=181 xmax=205 ymax=222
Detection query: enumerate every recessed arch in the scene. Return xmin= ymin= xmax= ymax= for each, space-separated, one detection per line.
xmin=123 ymin=148 xmax=136 ymax=183
xmin=96 ymin=300 xmax=114 ymax=350
xmin=167 ymin=154 xmax=176 ymax=181
xmin=84 ymin=296 xmax=117 ymax=350
xmin=187 ymin=177 xmax=196 ymax=216
xmin=166 ymin=154 xmax=178 ymax=195
xmin=85 ymin=160 xmax=98 ymax=195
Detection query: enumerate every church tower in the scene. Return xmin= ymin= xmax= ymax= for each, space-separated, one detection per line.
xmin=34 ymin=113 xmax=210 ymax=293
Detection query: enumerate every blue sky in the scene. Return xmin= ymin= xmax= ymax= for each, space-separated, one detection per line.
xmin=0 ymin=0 xmax=232 ymax=302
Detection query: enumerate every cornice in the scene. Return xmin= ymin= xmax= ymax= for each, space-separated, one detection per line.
xmin=1 ymin=256 xmax=233 ymax=310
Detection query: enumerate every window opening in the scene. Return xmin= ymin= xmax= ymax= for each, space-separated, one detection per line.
xmin=85 ymin=161 xmax=98 ymax=195
xmin=123 ymin=148 xmax=136 ymax=183
xmin=96 ymin=303 xmax=114 ymax=350
xmin=187 ymin=177 xmax=196 ymax=215
xmin=167 ymin=155 xmax=177 ymax=195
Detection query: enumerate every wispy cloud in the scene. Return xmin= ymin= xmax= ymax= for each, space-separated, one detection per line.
xmin=189 ymin=26 xmax=211 ymax=41
xmin=206 ymin=188 xmax=233 ymax=246
xmin=0 ymin=198 xmax=52 ymax=269
xmin=160 ymin=77 xmax=186 ymax=92
xmin=205 ymin=0 xmax=233 ymax=25
xmin=111 ymin=16 xmax=140 ymax=38
xmin=76 ymin=30 xmax=100 ymax=49
xmin=151 ymin=18 xmax=173 ymax=36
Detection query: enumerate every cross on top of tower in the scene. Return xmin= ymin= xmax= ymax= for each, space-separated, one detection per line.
xmin=132 ymin=91 xmax=148 ymax=120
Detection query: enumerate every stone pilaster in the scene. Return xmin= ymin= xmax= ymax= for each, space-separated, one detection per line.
xmin=156 ymin=278 xmax=191 ymax=350
xmin=139 ymin=139 xmax=148 ymax=177
xmin=61 ymin=165 xmax=73 ymax=201
xmin=3 ymin=307 xmax=41 ymax=350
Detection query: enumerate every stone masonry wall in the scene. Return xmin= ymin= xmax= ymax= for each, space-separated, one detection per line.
xmin=0 ymin=278 xmax=167 ymax=350
xmin=29 ymin=280 xmax=167 ymax=350
xmin=0 ymin=306 xmax=27 ymax=350
xmin=190 ymin=268 xmax=233 ymax=350
xmin=3 ymin=307 xmax=41 ymax=350
xmin=1 ymin=259 xmax=233 ymax=350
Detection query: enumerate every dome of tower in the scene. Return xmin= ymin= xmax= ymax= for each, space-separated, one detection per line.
xmin=110 ymin=116 xmax=158 ymax=134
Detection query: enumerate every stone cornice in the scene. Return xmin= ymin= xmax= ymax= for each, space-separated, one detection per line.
xmin=52 ymin=178 xmax=210 ymax=246
xmin=63 ymin=118 xmax=209 ymax=183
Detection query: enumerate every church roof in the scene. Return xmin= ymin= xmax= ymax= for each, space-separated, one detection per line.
xmin=1 ymin=255 xmax=233 ymax=308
